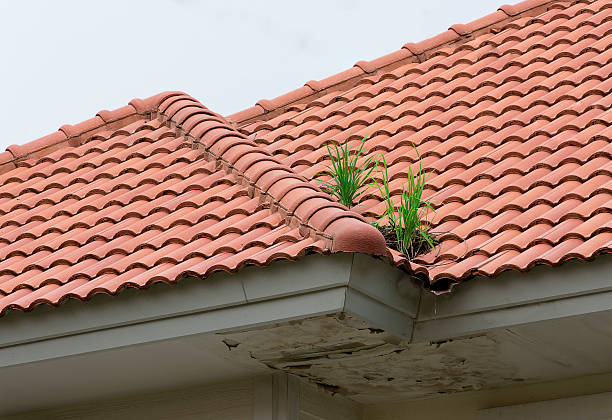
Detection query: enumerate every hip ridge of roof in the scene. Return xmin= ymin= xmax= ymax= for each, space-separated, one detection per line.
xmin=151 ymin=92 xmax=389 ymax=257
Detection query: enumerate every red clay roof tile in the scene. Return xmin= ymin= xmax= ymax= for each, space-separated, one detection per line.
xmin=0 ymin=0 xmax=609 ymax=315
xmin=232 ymin=0 xmax=612 ymax=290
xmin=0 ymin=89 xmax=390 ymax=315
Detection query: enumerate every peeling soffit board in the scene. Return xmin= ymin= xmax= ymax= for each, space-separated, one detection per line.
xmin=3 ymin=251 xmax=612 ymax=403
xmin=220 ymin=314 xmax=519 ymax=402
xmin=218 ymin=254 xmax=612 ymax=403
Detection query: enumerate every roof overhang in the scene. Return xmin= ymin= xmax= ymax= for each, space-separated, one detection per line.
xmin=416 ymin=253 xmax=612 ymax=342
xmin=0 ymin=252 xmax=417 ymax=414
xmin=0 ymin=253 xmax=418 ymax=367
xmin=3 ymin=253 xmax=612 ymax=412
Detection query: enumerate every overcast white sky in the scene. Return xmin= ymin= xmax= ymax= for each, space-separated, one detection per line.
xmin=0 ymin=0 xmax=497 ymax=148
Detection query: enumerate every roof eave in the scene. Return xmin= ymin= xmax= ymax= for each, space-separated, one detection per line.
xmin=4 ymin=251 xmax=612 ymax=367
xmin=0 ymin=252 xmax=419 ymax=368
xmin=4 ymin=253 xmax=612 ymax=408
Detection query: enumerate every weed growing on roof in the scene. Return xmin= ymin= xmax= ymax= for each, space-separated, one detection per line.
xmin=315 ymin=137 xmax=378 ymax=208
xmin=316 ymin=137 xmax=436 ymax=258
xmin=372 ymin=147 xmax=437 ymax=258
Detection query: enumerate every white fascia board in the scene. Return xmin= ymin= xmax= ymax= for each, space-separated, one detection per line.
xmin=344 ymin=288 xmax=415 ymax=340
xmin=414 ymin=254 xmax=612 ymax=342
xmin=0 ymin=253 xmax=421 ymax=367
xmin=0 ymin=287 xmax=348 ymax=367
xmin=4 ymin=249 xmax=612 ymax=368
xmin=414 ymin=288 xmax=612 ymax=343
xmin=418 ymin=254 xmax=612 ymax=321
xmin=0 ymin=254 xmax=353 ymax=348
xmin=348 ymin=253 xmax=421 ymax=317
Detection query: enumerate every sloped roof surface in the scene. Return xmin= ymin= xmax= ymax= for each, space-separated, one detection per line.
xmin=0 ymin=0 xmax=610 ymax=316
xmin=0 ymin=93 xmax=386 ymax=316
xmin=232 ymin=0 xmax=612 ymax=289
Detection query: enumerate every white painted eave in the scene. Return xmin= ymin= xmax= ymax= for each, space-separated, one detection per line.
xmin=0 ymin=253 xmax=419 ymax=367
xmin=2 ymin=252 xmax=612 ymax=369
xmin=414 ymin=254 xmax=612 ymax=342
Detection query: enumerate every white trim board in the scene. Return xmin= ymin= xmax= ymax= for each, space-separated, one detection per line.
xmin=0 ymin=253 xmax=419 ymax=367
xmin=414 ymin=254 xmax=612 ymax=342
xmin=2 ymin=252 xmax=612 ymax=368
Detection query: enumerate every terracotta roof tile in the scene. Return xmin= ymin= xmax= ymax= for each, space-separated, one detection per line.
xmin=0 ymin=90 xmax=391 ymax=315
xmin=231 ymin=0 xmax=612 ymax=290
xmin=1 ymin=0 xmax=610 ymax=315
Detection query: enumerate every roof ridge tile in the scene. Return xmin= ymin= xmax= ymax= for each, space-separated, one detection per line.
xmin=148 ymin=92 xmax=389 ymax=257
xmin=227 ymin=0 xmax=576 ymax=126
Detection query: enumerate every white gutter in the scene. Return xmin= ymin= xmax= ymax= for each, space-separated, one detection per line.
xmin=1 ymin=252 xmax=611 ymax=368
xmin=415 ymin=254 xmax=612 ymax=342
xmin=0 ymin=253 xmax=419 ymax=367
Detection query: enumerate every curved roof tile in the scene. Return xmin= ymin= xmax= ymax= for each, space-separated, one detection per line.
xmin=0 ymin=0 xmax=609 ymax=316
xmin=233 ymin=0 xmax=612 ymax=290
